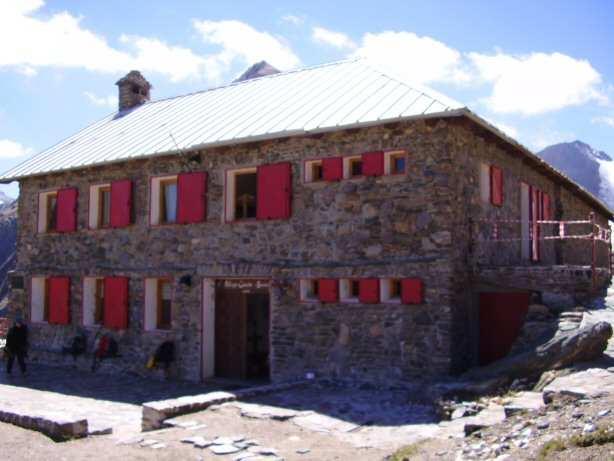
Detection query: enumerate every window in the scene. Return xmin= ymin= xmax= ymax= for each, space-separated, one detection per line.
xmin=89 ymin=184 xmax=111 ymax=229
xmin=479 ymin=163 xmax=504 ymax=206
xmin=385 ymin=151 xmax=407 ymax=175
xmin=381 ymin=278 xmax=402 ymax=303
xmin=344 ymin=156 xmax=363 ymax=179
xmin=304 ymin=160 xmax=324 ymax=183
xmin=160 ymin=179 xmax=178 ymax=224
xmin=47 ymin=193 xmax=58 ymax=230
xmin=38 ymin=191 xmax=58 ymax=233
xmin=300 ymin=279 xmax=319 ymax=302
xmin=32 ymin=276 xmax=70 ymax=324
xmin=235 ymin=172 xmax=257 ymax=219
xmin=83 ymin=277 xmax=105 ymax=326
xmin=157 ymin=279 xmax=172 ymax=330
xmin=31 ymin=277 xmax=49 ymax=322
xmin=38 ymin=188 xmax=78 ymax=233
xmin=339 ymin=279 xmax=360 ymax=303
xmin=479 ymin=163 xmax=491 ymax=204
xmin=225 ymin=164 xmax=292 ymax=222
xmin=151 ymin=175 xmax=177 ymax=225
xmin=90 ymin=180 xmax=133 ymax=229
xmin=145 ymin=278 xmax=173 ymax=330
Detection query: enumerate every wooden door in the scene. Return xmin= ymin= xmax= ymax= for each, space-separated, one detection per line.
xmin=215 ymin=289 xmax=248 ymax=379
xmin=479 ymin=292 xmax=530 ymax=365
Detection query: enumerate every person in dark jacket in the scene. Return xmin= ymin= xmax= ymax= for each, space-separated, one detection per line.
xmin=5 ymin=316 xmax=28 ymax=375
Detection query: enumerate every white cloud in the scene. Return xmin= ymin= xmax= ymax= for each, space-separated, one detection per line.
xmin=0 ymin=139 xmax=33 ymax=159
xmin=489 ymin=120 xmax=518 ymax=139
xmin=353 ymin=31 xmax=471 ymax=86
xmin=119 ymin=35 xmax=211 ymax=83
xmin=469 ymin=52 xmax=606 ymax=115
xmin=312 ymin=26 xmax=356 ymax=50
xmin=193 ymin=19 xmax=300 ymax=71
xmin=592 ymin=116 xmax=614 ymax=128
xmin=83 ymin=91 xmax=118 ymax=108
xmin=0 ymin=1 xmax=223 ymax=82
xmin=281 ymin=14 xmax=304 ymax=26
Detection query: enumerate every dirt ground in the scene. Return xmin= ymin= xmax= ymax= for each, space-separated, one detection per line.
xmin=0 ymin=402 xmax=387 ymax=461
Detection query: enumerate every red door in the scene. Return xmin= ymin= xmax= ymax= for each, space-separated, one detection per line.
xmin=479 ymin=292 xmax=530 ymax=365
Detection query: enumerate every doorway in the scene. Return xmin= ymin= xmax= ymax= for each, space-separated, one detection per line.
xmin=479 ymin=292 xmax=530 ymax=365
xmin=213 ymin=282 xmax=270 ymax=381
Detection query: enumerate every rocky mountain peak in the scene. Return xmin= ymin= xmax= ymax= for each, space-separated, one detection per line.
xmin=234 ymin=61 xmax=281 ymax=82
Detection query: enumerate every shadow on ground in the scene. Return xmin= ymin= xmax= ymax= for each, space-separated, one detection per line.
xmin=0 ymin=363 xmax=241 ymax=405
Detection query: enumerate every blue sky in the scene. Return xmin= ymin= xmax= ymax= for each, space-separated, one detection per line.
xmin=1 ymin=0 xmax=613 ymax=198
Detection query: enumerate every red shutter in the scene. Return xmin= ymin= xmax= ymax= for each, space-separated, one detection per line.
xmin=56 ymin=188 xmax=78 ymax=232
xmin=401 ymin=278 xmax=423 ymax=304
xmin=531 ymin=187 xmax=541 ymax=262
xmin=359 ymin=278 xmax=380 ymax=304
xmin=48 ymin=277 xmax=70 ymax=325
xmin=490 ymin=166 xmax=503 ymax=206
xmin=177 ymin=172 xmax=207 ymax=224
xmin=110 ymin=180 xmax=132 ymax=228
xmin=322 ymin=157 xmax=343 ymax=181
xmin=104 ymin=277 xmax=129 ymax=330
xmin=542 ymin=193 xmax=552 ymax=220
xmin=318 ymin=279 xmax=339 ymax=303
xmin=257 ymin=162 xmax=292 ymax=220
xmin=362 ymin=151 xmax=385 ymax=177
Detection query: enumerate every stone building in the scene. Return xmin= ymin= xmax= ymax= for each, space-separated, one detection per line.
xmin=1 ymin=60 xmax=611 ymax=383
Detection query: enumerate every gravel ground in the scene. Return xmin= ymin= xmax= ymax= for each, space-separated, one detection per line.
xmin=389 ymin=391 xmax=614 ymax=460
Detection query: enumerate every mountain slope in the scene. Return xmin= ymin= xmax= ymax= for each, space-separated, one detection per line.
xmin=0 ymin=195 xmax=17 ymax=303
xmin=538 ymin=141 xmax=614 ymax=209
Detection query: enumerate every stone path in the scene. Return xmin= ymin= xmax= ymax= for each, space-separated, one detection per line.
xmin=0 ymin=364 xmax=235 ymax=436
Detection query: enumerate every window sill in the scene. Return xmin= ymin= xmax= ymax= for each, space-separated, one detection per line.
xmin=340 ymin=298 xmax=360 ymax=303
xmin=145 ymin=328 xmax=173 ymax=333
xmin=381 ymin=298 xmax=402 ymax=304
xmin=299 ymin=299 xmax=320 ymax=304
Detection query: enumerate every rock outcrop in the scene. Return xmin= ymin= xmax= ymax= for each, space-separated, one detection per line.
xmin=465 ymin=321 xmax=612 ymax=382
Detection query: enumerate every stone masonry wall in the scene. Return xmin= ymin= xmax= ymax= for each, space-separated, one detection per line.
xmin=8 ymin=117 xmax=611 ymax=382
xmin=10 ymin=120 xmax=462 ymax=383
xmin=442 ymin=120 xmax=611 ymax=369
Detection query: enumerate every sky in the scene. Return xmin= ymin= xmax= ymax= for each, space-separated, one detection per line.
xmin=0 ymin=0 xmax=613 ymax=198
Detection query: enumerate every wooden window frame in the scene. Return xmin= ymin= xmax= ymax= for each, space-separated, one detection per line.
xmin=43 ymin=278 xmax=50 ymax=322
xmin=226 ymin=168 xmax=258 ymax=222
xmin=343 ymin=155 xmax=364 ymax=179
xmin=97 ymin=186 xmax=111 ymax=229
xmin=386 ymin=151 xmax=407 ymax=175
xmin=159 ymin=178 xmax=178 ymax=225
xmin=304 ymin=159 xmax=324 ymax=183
xmin=380 ymin=278 xmax=402 ymax=303
xmin=339 ymin=279 xmax=360 ymax=303
xmin=94 ymin=278 xmax=105 ymax=325
xmin=299 ymin=279 xmax=320 ymax=302
xmin=46 ymin=192 xmax=58 ymax=232
xmin=156 ymin=278 xmax=172 ymax=330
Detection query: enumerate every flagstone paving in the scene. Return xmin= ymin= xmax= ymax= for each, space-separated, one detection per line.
xmin=0 ymin=363 xmax=237 ymax=436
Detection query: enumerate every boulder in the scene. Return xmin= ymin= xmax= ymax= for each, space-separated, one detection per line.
xmin=463 ymin=321 xmax=612 ymax=383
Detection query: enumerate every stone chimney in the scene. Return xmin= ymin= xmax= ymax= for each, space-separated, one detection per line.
xmin=115 ymin=70 xmax=152 ymax=111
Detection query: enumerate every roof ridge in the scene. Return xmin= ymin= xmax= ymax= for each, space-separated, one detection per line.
xmin=141 ymin=58 xmax=364 ymax=108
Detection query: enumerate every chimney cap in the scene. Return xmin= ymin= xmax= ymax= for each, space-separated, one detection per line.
xmin=115 ymin=70 xmax=152 ymax=90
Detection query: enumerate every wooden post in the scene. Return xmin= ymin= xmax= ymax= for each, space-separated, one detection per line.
xmin=590 ymin=212 xmax=597 ymax=291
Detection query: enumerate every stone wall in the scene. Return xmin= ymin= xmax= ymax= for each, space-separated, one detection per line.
xmin=10 ymin=120 xmax=463 ymax=383
xmin=8 ymin=117 xmax=612 ymax=382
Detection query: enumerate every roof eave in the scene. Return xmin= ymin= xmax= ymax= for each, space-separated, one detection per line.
xmin=459 ymin=108 xmax=614 ymax=219
xmin=0 ymin=109 xmax=466 ymax=184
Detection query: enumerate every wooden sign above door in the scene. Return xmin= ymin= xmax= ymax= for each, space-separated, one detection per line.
xmin=218 ymin=279 xmax=270 ymax=291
